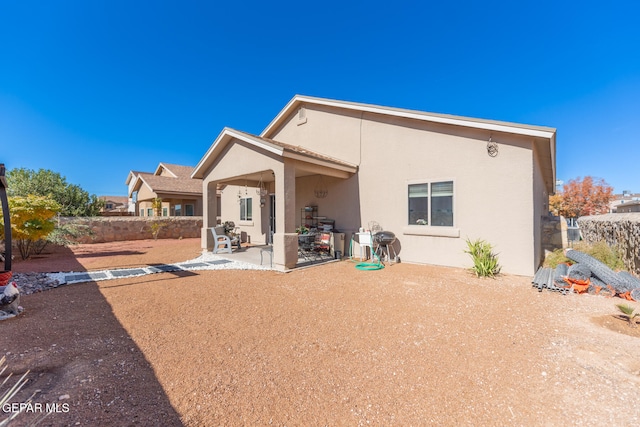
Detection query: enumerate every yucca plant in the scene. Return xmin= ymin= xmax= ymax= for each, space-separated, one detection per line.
xmin=465 ymin=238 xmax=501 ymax=278
xmin=615 ymin=303 xmax=639 ymax=328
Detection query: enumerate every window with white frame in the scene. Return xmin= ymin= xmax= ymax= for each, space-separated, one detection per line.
xmin=430 ymin=181 xmax=453 ymax=226
xmin=147 ymin=208 xmax=153 ymax=217
xmin=240 ymin=198 xmax=252 ymax=221
xmin=408 ymin=181 xmax=453 ymax=226
xmin=408 ymin=184 xmax=429 ymax=225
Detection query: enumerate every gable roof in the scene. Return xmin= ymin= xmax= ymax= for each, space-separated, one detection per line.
xmin=192 ymin=96 xmax=556 ymax=192
xmin=155 ymin=163 xmax=195 ymax=179
xmin=125 ymin=170 xmax=146 ymax=185
xmin=127 ymin=163 xmax=202 ymax=198
xmin=100 ymin=196 xmax=129 ymax=204
xmin=133 ymin=172 xmax=202 ymax=195
xmin=191 ymin=128 xmax=358 ymax=179
xmin=262 ymin=95 xmax=557 ymax=139
xmin=260 ymin=94 xmax=557 ymax=192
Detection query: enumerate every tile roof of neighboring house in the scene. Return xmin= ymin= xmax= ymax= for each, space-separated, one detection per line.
xmin=100 ymin=196 xmax=129 ymax=205
xmin=126 ymin=170 xmax=148 ymax=185
xmin=155 ymin=163 xmax=195 ymax=179
xmin=136 ymin=172 xmax=202 ymax=195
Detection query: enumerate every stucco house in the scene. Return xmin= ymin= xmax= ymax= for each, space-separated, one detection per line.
xmin=98 ymin=195 xmax=130 ymax=216
xmin=127 ymin=163 xmax=204 ymax=217
xmin=616 ymin=201 xmax=640 ymax=213
xmin=610 ymin=191 xmax=640 ymax=213
xmin=192 ymin=95 xmax=556 ymax=275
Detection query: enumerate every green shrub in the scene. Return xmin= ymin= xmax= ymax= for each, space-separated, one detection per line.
xmin=150 ymin=220 xmax=167 ymax=240
xmin=615 ymin=303 xmax=639 ymax=328
xmin=465 ymin=238 xmax=501 ymax=278
xmin=543 ymin=248 xmax=570 ymax=269
xmin=584 ymin=240 xmax=625 ymax=270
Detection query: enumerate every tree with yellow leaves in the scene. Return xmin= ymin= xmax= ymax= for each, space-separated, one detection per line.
xmin=0 ymin=195 xmax=61 ymax=259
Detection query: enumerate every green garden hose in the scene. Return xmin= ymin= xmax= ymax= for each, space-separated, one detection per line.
xmin=350 ymin=235 xmax=384 ymax=271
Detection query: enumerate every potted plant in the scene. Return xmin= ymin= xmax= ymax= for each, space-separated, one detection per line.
xmin=223 ymin=221 xmax=236 ymax=237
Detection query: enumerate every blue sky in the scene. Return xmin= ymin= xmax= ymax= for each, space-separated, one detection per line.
xmin=1 ymin=0 xmax=639 ymax=196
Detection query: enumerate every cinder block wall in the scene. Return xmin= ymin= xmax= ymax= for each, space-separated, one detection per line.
xmin=578 ymin=213 xmax=640 ymax=275
xmin=541 ymin=215 xmax=568 ymax=255
xmin=58 ymin=217 xmax=203 ymax=243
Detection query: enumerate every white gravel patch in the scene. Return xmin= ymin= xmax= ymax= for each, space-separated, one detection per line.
xmin=49 ymin=253 xmax=273 ymax=286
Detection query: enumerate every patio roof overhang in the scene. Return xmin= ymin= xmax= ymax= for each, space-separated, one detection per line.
xmin=191 ymin=128 xmax=358 ymax=182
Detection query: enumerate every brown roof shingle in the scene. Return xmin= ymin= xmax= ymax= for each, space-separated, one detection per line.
xmin=158 ymin=164 xmax=195 ymax=179
xmin=138 ymin=172 xmax=202 ymax=195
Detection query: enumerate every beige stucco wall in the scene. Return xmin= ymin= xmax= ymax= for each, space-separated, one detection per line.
xmin=294 ymin=174 xmax=361 ymax=232
xmin=137 ymin=194 xmax=201 ymax=217
xmin=269 ymin=104 xmax=542 ymax=275
xmin=201 ymin=140 xmax=286 ymax=248
xmin=136 ymin=185 xmax=157 ymax=214
xmin=219 ymin=184 xmax=270 ymax=244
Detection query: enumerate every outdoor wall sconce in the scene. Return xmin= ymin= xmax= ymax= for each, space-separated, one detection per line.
xmin=487 ymin=137 xmax=499 ymax=157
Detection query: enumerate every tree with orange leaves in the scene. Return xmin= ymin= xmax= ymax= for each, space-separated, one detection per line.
xmin=550 ymin=176 xmax=614 ymax=218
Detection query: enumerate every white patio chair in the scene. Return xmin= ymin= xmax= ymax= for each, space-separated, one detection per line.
xmin=211 ymin=226 xmax=239 ymax=254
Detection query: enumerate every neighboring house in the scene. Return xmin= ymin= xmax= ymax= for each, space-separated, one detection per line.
xmin=99 ymin=196 xmax=130 ymax=216
xmin=192 ymin=95 xmax=556 ymax=275
xmin=609 ymin=191 xmax=640 ymax=213
xmin=127 ymin=163 xmax=203 ymax=217
xmin=616 ymin=201 xmax=640 ymax=213
xmin=125 ymin=170 xmax=144 ymax=215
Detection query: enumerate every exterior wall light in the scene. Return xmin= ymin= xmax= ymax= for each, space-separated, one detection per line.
xmin=487 ymin=137 xmax=499 ymax=157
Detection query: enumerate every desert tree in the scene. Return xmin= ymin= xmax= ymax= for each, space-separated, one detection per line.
xmin=7 ymin=168 xmax=103 ymax=217
xmin=550 ymin=176 xmax=613 ymax=219
xmin=0 ymin=195 xmax=61 ymax=259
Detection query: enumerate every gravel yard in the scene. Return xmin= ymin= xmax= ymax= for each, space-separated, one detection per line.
xmin=2 ymin=239 xmax=640 ymax=426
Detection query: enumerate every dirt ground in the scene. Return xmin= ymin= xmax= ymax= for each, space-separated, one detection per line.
xmin=2 ymin=238 xmax=640 ymax=426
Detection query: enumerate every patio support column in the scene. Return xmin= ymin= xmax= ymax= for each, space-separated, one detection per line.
xmin=273 ymin=159 xmax=298 ymax=270
xmin=201 ymin=180 xmax=218 ymax=252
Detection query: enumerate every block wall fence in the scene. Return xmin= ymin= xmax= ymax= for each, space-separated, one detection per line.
xmin=578 ymin=213 xmax=640 ymax=275
xmin=58 ymin=216 xmax=203 ymax=244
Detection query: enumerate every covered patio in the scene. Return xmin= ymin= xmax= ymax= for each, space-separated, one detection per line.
xmin=191 ymin=128 xmax=358 ymax=271
xmin=210 ymin=243 xmax=338 ymax=270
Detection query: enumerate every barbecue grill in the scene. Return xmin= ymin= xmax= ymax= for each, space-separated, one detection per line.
xmin=373 ymin=231 xmax=399 ymax=264
xmin=373 ymin=231 xmax=396 ymax=245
